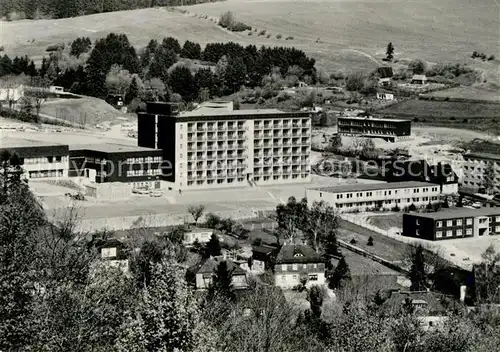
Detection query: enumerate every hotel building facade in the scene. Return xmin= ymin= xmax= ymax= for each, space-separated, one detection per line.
xmin=338 ymin=116 xmax=411 ymax=142
xmin=403 ymin=208 xmax=500 ymax=241
xmin=306 ymin=181 xmax=446 ymax=213
xmin=461 ymin=152 xmax=500 ymax=194
xmin=138 ymin=101 xmax=312 ymax=190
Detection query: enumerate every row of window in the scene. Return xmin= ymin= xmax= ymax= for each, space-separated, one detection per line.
xmin=254 ymin=174 xmax=309 ymax=182
xmin=29 ymin=170 xmax=64 ymax=178
xmin=334 ymin=190 xmax=440 ymax=200
xmin=281 ymin=263 xmax=319 ymax=271
xmin=24 ymin=156 xmax=66 ymax=164
xmin=281 ymin=274 xmax=318 ymax=281
xmin=126 ymin=156 xmax=162 ymax=164
xmin=336 ymin=197 xmax=435 ymax=209
xmin=126 ymin=169 xmax=162 ymax=177
xmin=435 ymin=229 xmax=472 ymax=238
xmin=187 ymin=178 xmax=247 ymax=186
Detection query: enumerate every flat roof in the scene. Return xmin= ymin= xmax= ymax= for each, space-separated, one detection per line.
xmin=407 ymin=208 xmax=500 ymax=220
xmin=69 ymin=143 xmax=160 ymax=153
xmin=181 ymin=107 xmax=292 ymax=117
xmin=309 ymin=181 xmax=435 ymax=193
xmin=463 ymin=152 xmax=500 ymax=162
xmin=339 ymin=116 xmax=409 ymax=123
xmin=0 ymin=136 xmax=66 ymax=149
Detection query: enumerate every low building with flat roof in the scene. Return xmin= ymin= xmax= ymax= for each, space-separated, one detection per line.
xmin=403 ymin=208 xmax=500 ymax=241
xmin=306 ymin=181 xmax=443 ymax=213
xmin=0 ymin=137 xmax=69 ymax=180
xmin=337 ymin=116 xmax=411 ymax=142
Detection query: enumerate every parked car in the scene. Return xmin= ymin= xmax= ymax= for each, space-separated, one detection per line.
xmin=132 ymin=188 xmax=150 ymax=195
xmin=150 ymin=190 xmax=164 ymax=197
xmin=472 ymin=202 xmax=482 ymax=209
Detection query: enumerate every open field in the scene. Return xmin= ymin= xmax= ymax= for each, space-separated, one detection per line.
xmin=1 ymin=0 xmax=499 ymax=78
xmin=40 ymin=97 xmax=128 ymax=126
xmin=420 ymin=86 xmax=500 ymax=102
xmin=367 ymin=214 xmax=404 ymax=232
xmin=379 ymin=100 xmax=500 ymax=134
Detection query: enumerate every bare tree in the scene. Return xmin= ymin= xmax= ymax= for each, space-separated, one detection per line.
xmin=27 ymin=76 xmax=51 ymax=117
xmin=188 ymin=205 xmax=205 ymax=225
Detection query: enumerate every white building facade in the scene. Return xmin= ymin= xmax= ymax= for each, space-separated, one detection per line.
xmin=306 ymin=181 xmax=445 ymax=213
xmin=462 ymin=153 xmax=500 ymax=194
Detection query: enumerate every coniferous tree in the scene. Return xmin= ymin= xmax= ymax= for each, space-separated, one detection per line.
xmin=483 ymin=162 xmax=496 ymax=195
xmin=161 ymin=37 xmax=181 ymax=54
xmin=169 ymin=65 xmax=197 ymax=102
xmin=386 ymin=42 xmax=394 ymax=61
xmin=205 ymin=233 xmax=222 ymax=257
xmin=125 ymin=76 xmax=139 ymax=104
xmin=328 ymin=256 xmax=351 ymax=290
xmin=208 ymin=261 xmax=235 ymax=302
xmin=148 ymin=46 xmax=177 ymax=83
xmin=409 ymin=245 xmax=427 ymax=291
xmin=180 ymin=40 xmax=202 ymax=60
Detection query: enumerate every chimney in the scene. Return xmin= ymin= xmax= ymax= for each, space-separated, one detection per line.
xmin=460 ymin=285 xmax=467 ymax=302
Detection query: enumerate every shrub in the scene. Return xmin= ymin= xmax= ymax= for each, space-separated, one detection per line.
xmin=408 ymin=59 xmax=427 ymax=74
xmin=259 ymin=30 xmax=266 ymax=36
xmin=266 ymin=34 xmax=271 ymax=38
xmin=46 ymin=43 xmax=65 ymax=52
xmin=488 ymin=55 xmax=495 ymax=61
xmin=408 ymin=203 xmax=417 ymax=211
xmin=276 ymin=34 xmax=282 ymax=39
xmin=285 ymin=36 xmax=294 ymax=40
xmin=391 ymin=205 xmax=401 ymax=212
xmin=248 ymin=31 xmax=252 ymax=36
xmin=231 ymin=21 xmax=251 ymax=32
xmin=367 ymin=236 xmax=374 ymax=246
xmin=350 ymin=238 xmax=357 ymax=245
xmin=0 ymin=46 xmax=4 ymax=52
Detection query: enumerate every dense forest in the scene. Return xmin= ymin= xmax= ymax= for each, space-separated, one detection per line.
xmin=0 ymin=33 xmax=316 ymax=110
xmin=1 ymin=0 xmax=223 ymax=20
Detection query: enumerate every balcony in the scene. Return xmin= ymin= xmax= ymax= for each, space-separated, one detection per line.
xmin=207 ymin=135 xmax=217 ymax=141
xmin=206 ymin=126 xmax=216 ymax=131
xmin=196 ymin=126 xmax=205 ymax=131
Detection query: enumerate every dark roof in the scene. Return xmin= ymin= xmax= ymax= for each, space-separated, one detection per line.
xmin=384 ymin=290 xmax=448 ymax=315
xmin=69 ymin=143 xmax=160 ymax=154
xmin=276 ymin=244 xmax=322 ymax=264
xmin=378 ymin=66 xmax=394 ymax=78
xmin=0 ymin=136 xmax=66 ymax=149
xmin=310 ymin=181 xmax=434 ymax=194
xmin=252 ymin=245 xmax=278 ymax=262
xmin=197 ymin=257 xmax=247 ymax=275
xmin=405 ymin=208 xmax=500 ymax=220
xmin=463 ymin=152 xmax=500 ymax=162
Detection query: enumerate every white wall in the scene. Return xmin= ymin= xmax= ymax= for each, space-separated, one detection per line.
xmin=274 ymin=272 xmax=325 ymax=289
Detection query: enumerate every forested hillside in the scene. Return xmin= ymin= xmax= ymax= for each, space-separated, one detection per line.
xmin=1 ymin=0 xmax=222 ymax=20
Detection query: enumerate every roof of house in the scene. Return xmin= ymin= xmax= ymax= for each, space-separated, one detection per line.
xmin=185 ymin=227 xmax=213 ymax=234
xmin=309 ymin=181 xmax=434 ymax=194
xmin=181 ymin=107 xmax=293 ymax=117
xmin=412 ymin=74 xmax=427 ymax=80
xmin=384 ymin=290 xmax=448 ymax=315
xmin=69 ymin=143 xmax=160 ymax=153
xmin=197 ymin=256 xmax=247 ymax=276
xmin=377 ymin=66 xmax=394 ymax=78
xmin=339 ymin=115 xmax=408 ymax=123
xmin=463 ymin=152 xmax=500 ymax=162
xmin=405 ymin=208 xmax=500 ymax=220
xmin=276 ymin=244 xmax=322 ymax=264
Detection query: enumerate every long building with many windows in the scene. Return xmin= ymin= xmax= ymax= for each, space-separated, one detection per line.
xmin=306 ymin=181 xmax=446 ymax=213
xmin=403 ymin=208 xmax=500 ymax=241
xmin=0 ymin=137 xmax=69 ymax=180
xmin=338 ymin=116 xmax=411 ymax=142
xmin=137 ymin=101 xmax=312 ymax=190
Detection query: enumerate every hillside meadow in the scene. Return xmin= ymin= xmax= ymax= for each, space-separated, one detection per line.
xmin=1 ymin=0 xmax=499 ymax=77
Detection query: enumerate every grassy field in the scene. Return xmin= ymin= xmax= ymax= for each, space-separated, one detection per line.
xmin=1 ymin=0 xmax=499 ymax=77
xmin=367 ymin=214 xmax=404 ymax=231
xmin=379 ymin=100 xmax=500 ymax=133
xmin=40 ymin=97 xmax=127 ymax=125
xmin=420 ymin=86 xmax=500 ymax=102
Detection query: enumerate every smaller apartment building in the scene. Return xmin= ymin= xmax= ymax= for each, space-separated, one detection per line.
xmin=462 ymin=153 xmax=500 ymax=194
xmin=403 ymin=208 xmax=500 ymax=241
xmin=274 ymin=245 xmax=325 ymax=289
xmin=338 ymin=116 xmax=411 ymax=142
xmin=306 ymin=181 xmax=443 ymax=213
xmin=0 ymin=137 xmax=69 ymax=179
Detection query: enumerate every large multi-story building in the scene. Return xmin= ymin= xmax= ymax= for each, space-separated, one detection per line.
xmin=138 ymin=101 xmax=312 ymax=190
xmin=306 ymin=181 xmax=446 ymax=213
xmin=0 ymin=137 xmax=69 ymax=180
xmin=461 ymin=152 xmax=500 ymax=194
xmin=403 ymin=208 xmax=500 ymax=241
xmin=338 ymin=116 xmax=411 ymax=142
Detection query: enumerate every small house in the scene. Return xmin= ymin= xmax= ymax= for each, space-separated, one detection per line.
xmin=95 ymin=238 xmax=130 ymax=273
xmin=376 ymin=92 xmax=394 ymax=100
xmin=183 ymin=227 xmax=213 ymax=246
xmin=195 ymin=256 xmax=248 ymax=290
xmin=249 ymin=244 xmax=278 ymax=273
xmin=274 ymin=244 xmax=325 ymax=289
xmin=411 ymin=75 xmax=428 ymax=85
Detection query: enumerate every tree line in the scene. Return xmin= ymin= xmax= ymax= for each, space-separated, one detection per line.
xmin=1 ymin=0 xmax=221 ymax=20
xmin=1 ymin=33 xmax=316 ymax=109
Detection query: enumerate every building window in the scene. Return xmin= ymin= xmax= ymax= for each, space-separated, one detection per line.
xmin=436 ymin=231 xmax=442 ymax=238
xmin=282 ymin=264 xmax=287 ymax=271
xmin=292 ymin=264 xmax=298 ymax=270
xmin=466 ymin=228 xmax=472 ymax=236
xmin=466 ymin=218 xmax=473 ymax=225
xmin=446 ymin=230 xmax=452 ymax=237
xmin=309 ymin=274 xmax=318 ymax=281
xmin=436 ymin=221 xmax=442 ymax=228
xmin=456 ymin=219 xmax=462 ymax=226
xmin=456 ymin=229 xmax=462 ymax=236
xmin=495 ymin=226 xmax=500 ymax=233
xmin=446 ymin=220 xmax=453 ymax=227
